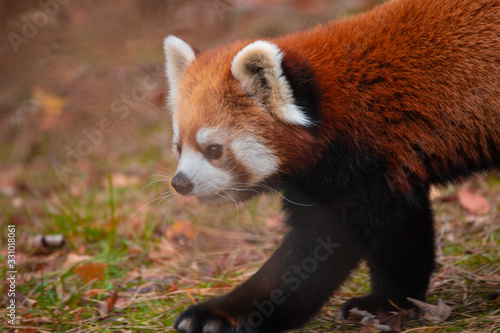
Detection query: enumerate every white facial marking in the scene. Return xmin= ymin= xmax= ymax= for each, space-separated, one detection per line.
xmin=171 ymin=121 xmax=180 ymax=157
xmin=164 ymin=36 xmax=196 ymax=108
xmin=196 ymin=128 xmax=207 ymax=145
xmin=172 ymin=122 xmax=179 ymax=143
xmin=176 ymin=148 xmax=232 ymax=197
xmin=196 ymin=127 xmax=227 ymax=146
xmin=232 ymin=135 xmax=279 ymax=183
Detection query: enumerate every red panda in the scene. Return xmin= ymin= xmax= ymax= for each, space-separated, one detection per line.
xmin=164 ymin=0 xmax=499 ymax=332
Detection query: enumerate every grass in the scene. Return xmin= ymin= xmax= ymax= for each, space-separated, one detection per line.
xmin=1 ymin=169 xmax=499 ymax=332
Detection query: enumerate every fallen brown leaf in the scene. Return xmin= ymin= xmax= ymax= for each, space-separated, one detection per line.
xmin=63 ymin=253 xmax=92 ymax=268
xmin=348 ymin=308 xmax=395 ymax=332
xmin=407 ymin=297 xmax=452 ymax=323
xmin=33 ymin=86 xmax=66 ymax=130
xmin=458 ymin=189 xmax=491 ymax=215
xmin=109 ymin=173 xmax=141 ymax=187
xmin=98 ymin=289 xmax=118 ymax=316
xmin=74 ymin=262 xmax=106 ymax=283
xmin=358 ymin=323 xmax=379 ymax=333
xmin=165 ymin=220 xmax=196 ymax=245
xmin=378 ymin=311 xmax=404 ymax=331
xmin=82 ymin=289 xmax=102 ymax=298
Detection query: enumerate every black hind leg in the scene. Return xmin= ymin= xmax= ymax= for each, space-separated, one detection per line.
xmin=340 ymin=188 xmax=436 ymax=318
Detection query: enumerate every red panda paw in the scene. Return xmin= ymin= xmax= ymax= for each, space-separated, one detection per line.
xmin=174 ymin=300 xmax=258 ymax=333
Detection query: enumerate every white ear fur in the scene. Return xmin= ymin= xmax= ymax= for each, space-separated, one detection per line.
xmin=231 ymin=40 xmax=311 ymax=126
xmin=164 ymin=36 xmax=196 ymax=108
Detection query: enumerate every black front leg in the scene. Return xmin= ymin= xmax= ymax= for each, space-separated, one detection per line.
xmin=174 ymin=203 xmax=362 ymax=333
xmin=339 ymin=186 xmax=436 ymax=318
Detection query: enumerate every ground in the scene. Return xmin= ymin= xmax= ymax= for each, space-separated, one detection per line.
xmin=0 ymin=1 xmax=499 ymax=332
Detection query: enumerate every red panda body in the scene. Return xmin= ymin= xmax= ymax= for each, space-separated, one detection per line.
xmin=278 ymin=0 xmax=500 ymax=191
xmin=164 ymin=0 xmax=499 ymax=332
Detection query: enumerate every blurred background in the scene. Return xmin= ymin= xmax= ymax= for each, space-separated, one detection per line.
xmin=0 ymin=0 xmax=383 ymax=230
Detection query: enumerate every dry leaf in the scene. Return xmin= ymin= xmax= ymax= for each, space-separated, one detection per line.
xmin=348 ymin=308 xmax=393 ymax=332
xmin=63 ymin=253 xmax=92 ymax=268
xmin=109 ymin=173 xmax=140 ymax=187
xmin=407 ymin=298 xmax=452 ymax=323
xmin=114 ymin=296 xmax=130 ymax=310
xmin=98 ymin=289 xmax=118 ymax=316
xmin=348 ymin=308 xmax=407 ymax=332
xmin=358 ymin=323 xmax=379 ymax=333
xmin=82 ymin=289 xmax=102 ymax=298
xmin=458 ymin=189 xmax=491 ymax=215
xmin=33 ymin=86 xmax=66 ymax=129
xmin=165 ymin=220 xmax=196 ymax=245
xmin=128 ymin=244 xmax=144 ymax=256
xmin=377 ymin=311 xmax=409 ymax=332
xmin=74 ymin=262 xmax=106 ymax=283
xmin=0 ymin=167 xmax=19 ymax=197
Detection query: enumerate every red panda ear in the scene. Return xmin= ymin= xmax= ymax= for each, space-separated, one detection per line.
xmin=164 ymin=36 xmax=196 ymax=109
xmin=231 ymin=40 xmax=312 ymax=126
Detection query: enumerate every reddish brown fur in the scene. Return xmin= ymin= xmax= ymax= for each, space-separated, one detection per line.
xmin=176 ymin=0 xmax=499 ymax=191
xmin=276 ymin=0 xmax=499 ymax=189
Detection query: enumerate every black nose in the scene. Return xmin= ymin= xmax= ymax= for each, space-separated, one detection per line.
xmin=171 ymin=172 xmax=194 ymax=195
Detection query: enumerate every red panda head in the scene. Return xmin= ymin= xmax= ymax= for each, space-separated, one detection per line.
xmin=164 ymin=36 xmax=320 ymax=205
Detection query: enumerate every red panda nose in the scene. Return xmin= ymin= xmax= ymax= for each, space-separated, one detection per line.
xmin=171 ymin=172 xmax=194 ymax=195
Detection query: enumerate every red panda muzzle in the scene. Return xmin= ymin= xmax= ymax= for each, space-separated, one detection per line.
xmin=171 ymin=172 xmax=194 ymax=196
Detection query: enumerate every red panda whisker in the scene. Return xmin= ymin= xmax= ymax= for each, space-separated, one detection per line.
xmin=231 ymin=182 xmax=315 ymax=207
xmin=150 ymin=193 xmax=178 ymax=212
xmin=158 ymin=195 xmax=179 ymax=209
xmin=126 ymin=192 xmax=176 ymax=225
xmin=144 ymin=174 xmax=172 ymax=181
xmin=220 ymin=190 xmax=241 ymax=225
xmin=139 ymin=99 xmax=163 ymax=114
xmin=144 ymin=157 xmax=175 ymax=174
xmin=255 ymin=184 xmax=315 ymax=207
xmin=142 ymin=177 xmax=173 ymax=191
xmin=161 ymin=196 xmax=180 ymax=239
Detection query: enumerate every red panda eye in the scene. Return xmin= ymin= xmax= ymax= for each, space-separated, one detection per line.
xmin=206 ymin=144 xmax=223 ymax=159
xmin=176 ymin=143 xmax=182 ymax=155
